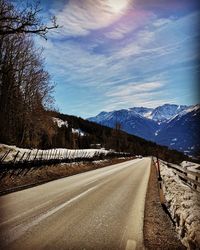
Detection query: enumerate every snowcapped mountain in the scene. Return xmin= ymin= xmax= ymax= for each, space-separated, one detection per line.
xmin=88 ymin=104 xmax=200 ymax=156
xmin=149 ymin=104 xmax=188 ymax=122
xmin=129 ymin=107 xmax=153 ymax=118
xmin=156 ymin=105 xmax=200 ymax=155
xmin=89 ymin=109 xmax=158 ymax=141
xmin=89 ymin=104 xmax=189 ymax=124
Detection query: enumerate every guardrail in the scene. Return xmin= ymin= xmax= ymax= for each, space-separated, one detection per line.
xmin=166 ymin=163 xmax=200 ymax=191
xmin=152 ymin=157 xmax=165 ymax=204
xmin=152 ymin=157 xmax=176 ymax=225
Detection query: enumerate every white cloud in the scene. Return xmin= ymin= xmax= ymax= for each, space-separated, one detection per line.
xmin=113 ymin=30 xmax=155 ymax=58
xmin=153 ymin=18 xmax=173 ymax=27
xmin=37 ymin=11 xmax=199 ymax=115
xmin=102 ymin=82 xmax=167 ymax=110
xmin=50 ymin=0 xmax=131 ymax=38
xmin=102 ymin=93 xmax=176 ymax=111
xmin=41 ymin=11 xmax=199 ymax=86
xmin=106 ymin=82 xmax=164 ymax=97
xmin=105 ymin=25 xmax=134 ymax=40
xmin=104 ymin=9 xmax=155 ymax=40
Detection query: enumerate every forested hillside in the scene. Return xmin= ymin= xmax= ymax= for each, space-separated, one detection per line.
xmin=50 ymin=111 xmax=188 ymax=163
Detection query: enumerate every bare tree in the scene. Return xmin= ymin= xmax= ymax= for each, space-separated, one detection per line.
xmin=0 ymin=31 xmax=55 ymax=146
xmin=0 ymin=0 xmax=59 ymax=38
xmin=0 ymin=0 xmax=59 ymax=148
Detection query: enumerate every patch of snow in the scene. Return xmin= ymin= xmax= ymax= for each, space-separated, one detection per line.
xmin=154 ymin=130 xmax=160 ymax=136
xmin=143 ymin=111 xmax=152 ymax=119
xmin=160 ymin=161 xmax=200 ymax=249
xmin=184 ymin=104 xmax=200 ymax=114
xmin=53 ymin=118 xmax=68 ymax=128
xmin=71 ymin=128 xmax=85 ymax=136
xmin=181 ymin=161 xmax=200 ymax=172
xmin=92 ymin=159 xmax=108 ymax=164
xmin=167 ymin=104 xmax=200 ymax=123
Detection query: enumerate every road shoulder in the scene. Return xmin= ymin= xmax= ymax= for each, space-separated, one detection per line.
xmin=143 ymin=161 xmax=186 ymax=249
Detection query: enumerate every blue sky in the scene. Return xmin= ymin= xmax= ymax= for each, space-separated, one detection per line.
xmin=36 ymin=0 xmax=199 ymax=118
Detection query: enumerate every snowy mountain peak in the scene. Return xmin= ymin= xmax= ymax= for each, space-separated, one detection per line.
xmin=167 ymin=104 xmax=200 ymax=123
xmin=129 ymin=107 xmax=153 ymax=118
xmin=150 ymin=104 xmax=188 ymax=122
xmin=89 ymin=104 xmax=190 ymax=124
xmin=87 ymin=104 xmax=199 ymax=155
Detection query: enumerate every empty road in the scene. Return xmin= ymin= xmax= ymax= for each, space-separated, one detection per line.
xmin=0 ymin=157 xmax=151 ymax=250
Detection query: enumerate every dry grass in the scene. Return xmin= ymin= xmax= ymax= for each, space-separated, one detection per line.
xmin=0 ymin=158 xmax=133 ymax=195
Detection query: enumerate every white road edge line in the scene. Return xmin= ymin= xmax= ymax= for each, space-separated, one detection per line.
xmin=0 ymin=200 xmax=52 ymax=227
xmin=35 ymin=184 xmax=100 ymax=220
xmin=125 ymin=239 xmax=137 ymax=250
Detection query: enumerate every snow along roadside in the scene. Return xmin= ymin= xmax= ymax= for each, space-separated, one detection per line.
xmin=0 ymin=143 xmax=110 ymax=162
xmin=160 ymin=161 xmax=200 ymax=249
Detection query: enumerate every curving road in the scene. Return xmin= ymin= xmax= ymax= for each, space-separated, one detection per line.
xmin=0 ymin=157 xmax=151 ymax=250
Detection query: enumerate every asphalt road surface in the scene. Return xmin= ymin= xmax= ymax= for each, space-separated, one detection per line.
xmin=0 ymin=157 xmax=151 ymax=250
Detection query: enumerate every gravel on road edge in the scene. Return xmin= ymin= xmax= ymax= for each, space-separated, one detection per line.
xmin=143 ymin=161 xmax=186 ymax=250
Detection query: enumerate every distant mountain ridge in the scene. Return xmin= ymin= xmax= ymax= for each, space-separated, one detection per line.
xmin=49 ymin=110 xmax=188 ymax=163
xmin=88 ymin=104 xmax=200 ymax=156
xmin=128 ymin=104 xmax=189 ymax=122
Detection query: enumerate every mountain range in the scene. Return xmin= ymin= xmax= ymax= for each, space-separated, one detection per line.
xmin=88 ymin=104 xmax=200 ymax=156
xmin=50 ymin=110 xmax=188 ymax=163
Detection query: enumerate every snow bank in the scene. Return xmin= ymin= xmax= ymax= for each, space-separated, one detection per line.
xmin=181 ymin=161 xmax=200 ymax=172
xmin=160 ymin=161 xmax=200 ymax=249
xmin=0 ymin=144 xmax=110 ymax=163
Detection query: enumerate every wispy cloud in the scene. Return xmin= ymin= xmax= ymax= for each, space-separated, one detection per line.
xmin=103 ymin=82 xmax=167 ymax=110
xmin=102 ymin=91 xmax=177 ymax=111
xmin=104 ymin=9 xmax=155 ymax=40
xmin=50 ymin=0 xmax=131 ymax=38
xmin=153 ymin=18 xmax=173 ymax=28
xmin=106 ymin=82 xmax=164 ymax=97
xmin=37 ymin=7 xmax=199 ymax=116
